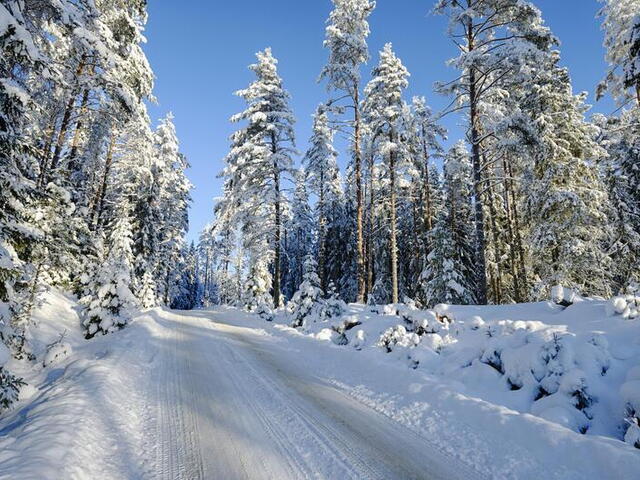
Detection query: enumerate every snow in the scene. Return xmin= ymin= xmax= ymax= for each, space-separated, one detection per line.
xmin=1 ymin=291 xmax=640 ymax=479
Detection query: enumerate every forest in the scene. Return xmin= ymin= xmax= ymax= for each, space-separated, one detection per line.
xmin=1 ymin=0 xmax=640 ymax=468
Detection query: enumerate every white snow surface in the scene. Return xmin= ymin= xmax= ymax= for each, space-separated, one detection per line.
xmin=0 ymin=291 xmax=639 ymax=479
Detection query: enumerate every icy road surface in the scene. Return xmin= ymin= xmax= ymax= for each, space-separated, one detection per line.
xmin=151 ymin=309 xmax=478 ymax=480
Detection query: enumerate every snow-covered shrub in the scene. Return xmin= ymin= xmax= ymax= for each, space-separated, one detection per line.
xmin=42 ymin=341 xmax=72 ymax=368
xmin=621 ymin=367 xmax=640 ymax=448
xmin=377 ymin=325 xmax=420 ymax=353
xmin=551 ymin=285 xmax=578 ymax=307
xmin=0 ymin=342 xmax=24 ymax=410
xmin=289 ymin=256 xmax=326 ymax=328
xmin=607 ymin=283 xmax=640 ymax=320
xmin=324 ymin=282 xmax=347 ymax=319
xmin=81 ymin=213 xmax=137 ymax=339
xmin=402 ymin=308 xmax=449 ymax=336
xmin=352 ymin=329 xmax=366 ymax=350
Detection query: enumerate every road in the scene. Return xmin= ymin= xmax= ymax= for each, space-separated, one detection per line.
xmin=149 ymin=309 xmax=481 ymax=480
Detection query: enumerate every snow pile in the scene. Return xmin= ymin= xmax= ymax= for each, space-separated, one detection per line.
xmin=285 ymin=296 xmax=640 ymax=449
xmin=607 ymin=283 xmax=640 ymax=320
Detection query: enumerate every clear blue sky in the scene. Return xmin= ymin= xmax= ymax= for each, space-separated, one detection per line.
xmin=143 ymin=0 xmax=614 ymax=243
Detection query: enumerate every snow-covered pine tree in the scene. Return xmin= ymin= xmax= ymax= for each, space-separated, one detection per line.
xmin=153 ymin=115 xmax=192 ymax=305
xmin=594 ymin=112 xmax=640 ymax=290
xmin=409 ymin=96 xmax=446 ymax=244
xmin=171 ymin=242 xmax=200 ymax=310
xmin=320 ymin=0 xmax=375 ymax=303
xmin=363 ymin=43 xmax=410 ymax=303
xmin=138 ymin=269 xmax=158 ymax=310
xmin=282 ymin=170 xmax=314 ymax=300
xmin=419 ymin=142 xmax=476 ymax=306
xmin=597 ymin=2 xmax=640 ymax=290
xmin=598 ymin=0 xmax=640 ymax=106
xmin=524 ymin=57 xmax=613 ymax=298
xmin=289 ymin=256 xmax=326 ymax=328
xmin=82 ymin=202 xmax=138 ymax=338
xmin=304 ymin=105 xmax=340 ymax=291
xmin=241 ymin=256 xmax=273 ymax=316
xmin=435 ymin=0 xmax=557 ymax=304
xmin=217 ymin=48 xmax=295 ymax=308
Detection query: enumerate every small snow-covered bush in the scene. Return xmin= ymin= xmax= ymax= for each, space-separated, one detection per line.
xmin=551 ymin=285 xmax=578 ymax=307
xmin=621 ymin=367 xmax=640 ymax=448
xmin=289 ymin=256 xmax=326 ymax=328
xmin=377 ymin=325 xmax=420 ymax=353
xmin=352 ymin=329 xmax=366 ymax=350
xmin=324 ymin=283 xmax=347 ymax=319
xmin=42 ymin=341 xmax=72 ymax=367
xmin=607 ymin=283 xmax=640 ymax=320
xmin=0 ymin=342 xmax=24 ymax=410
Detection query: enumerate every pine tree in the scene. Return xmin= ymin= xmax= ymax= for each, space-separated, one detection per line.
xmin=598 ymin=0 xmax=640 ymax=106
xmin=289 ymin=256 xmax=326 ymax=328
xmin=435 ymin=0 xmax=556 ymax=304
xmin=304 ymin=105 xmax=340 ymax=290
xmin=81 ymin=203 xmax=137 ymax=338
xmin=363 ymin=43 xmax=410 ymax=303
xmin=524 ymin=59 xmax=613 ymax=298
xmin=282 ymin=170 xmax=314 ymax=300
xmin=138 ymin=269 xmax=158 ymax=309
xmin=217 ymin=48 xmax=295 ymax=307
xmin=320 ymin=0 xmax=375 ymax=303
xmin=418 ymin=142 xmax=476 ymax=306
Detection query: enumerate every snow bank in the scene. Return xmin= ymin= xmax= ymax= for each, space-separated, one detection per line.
xmin=269 ymin=294 xmax=640 ymax=475
xmin=0 ymin=291 xmax=162 ymax=479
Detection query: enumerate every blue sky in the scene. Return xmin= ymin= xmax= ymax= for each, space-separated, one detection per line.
xmin=143 ymin=0 xmax=614 ymax=242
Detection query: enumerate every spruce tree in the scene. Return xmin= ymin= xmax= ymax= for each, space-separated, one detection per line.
xmin=320 ymin=0 xmax=375 ymax=302
xmin=82 ymin=204 xmax=137 ymax=338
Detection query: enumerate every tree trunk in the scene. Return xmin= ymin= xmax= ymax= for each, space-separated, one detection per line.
xmin=506 ymin=160 xmax=528 ymax=296
xmin=92 ymin=133 xmax=116 ymax=229
xmin=486 ymin=180 xmax=503 ymax=303
xmin=272 ymin=134 xmax=282 ymax=307
xmin=45 ymin=59 xmax=86 ymax=182
xmin=366 ymin=149 xmax=375 ymax=297
xmin=421 ymin=126 xmax=433 ymax=233
xmin=318 ymin=169 xmax=327 ymax=292
xmin=354 ymin=87 xmax=366 ymax=303
xmin=389 ymin=131 xmax=399 ymax=304
xmin=467 ymin=21 xmax=489 ymax=305
xmin=67 ymin=87 xmax=91 ymax=171
xmin=502 ymin=157 xmax=522 ymax=302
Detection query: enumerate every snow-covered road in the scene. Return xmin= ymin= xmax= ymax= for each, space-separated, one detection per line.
xmin=150 ymin=309 xmax=476 ymax=480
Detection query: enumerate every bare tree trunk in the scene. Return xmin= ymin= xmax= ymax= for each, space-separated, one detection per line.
xmin=272 ymin=134 xmax=282 ymax=307
xmin=354 ymin=87 xmax=366 ymax=303
xmin=67 ymin=87 xmax=91 ymax=169
xmin=92 ymin=133 xmax=116 ymax=229
xmin=389 ymin=132 xmax=399 ymax=304
xmin=318 ymin=169 xmax=327 ymax=292
xmin=467 ymin=21 xmax=489 ymax=305
xmin=44 ymin=59 xmax=86 ymax=182
xmin=502 ymin=157 xmax=522 ymax=302
xmin=421 ymin=126 xmax=434 ymax=233
xmin=366 ymin=149 xmax=375 ymax=297
xmin=486 ymin=181 xmax=503 ymax=303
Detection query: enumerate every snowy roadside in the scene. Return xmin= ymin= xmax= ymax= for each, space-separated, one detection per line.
xmin=0 ymin=291 xmax=164 ymax=480
xmin=1 ymin=290 xmax=639 ymax=479
xmin=208 ymin=299 xmax=640 ymax=480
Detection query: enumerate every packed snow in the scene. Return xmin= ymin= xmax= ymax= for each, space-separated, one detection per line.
xmin=1 ymin=290 xmax=640 ymax=479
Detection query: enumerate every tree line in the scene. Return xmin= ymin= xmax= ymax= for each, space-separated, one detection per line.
xmin=0 ymin=0 xmax=193 ymax=403
xmin=200 ymin=0 xmax=640 ymax=313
